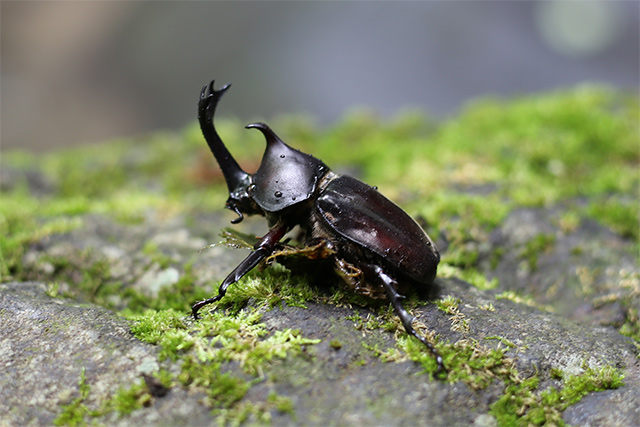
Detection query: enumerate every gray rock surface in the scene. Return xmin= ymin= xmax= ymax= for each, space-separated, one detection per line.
xmin=1 ymin=244 xmax=639 ymax=425
xmin=2 ymin=95 xmax=638 ymax=424
xmin=1 ymin=190 xmax=638 ymax=426
xmin=483 ymin=207 xmax=638 ymax=327
xmin=0 ymin=282 xmax=158 ymax=425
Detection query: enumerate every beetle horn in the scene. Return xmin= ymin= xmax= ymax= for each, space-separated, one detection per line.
xmin=244 ymin=122 xmax=284 ymax=147
xmin=199 ymin=81 xmax=257 ymax=223
xmin=199 ymin=81 xmax=250 ymax=192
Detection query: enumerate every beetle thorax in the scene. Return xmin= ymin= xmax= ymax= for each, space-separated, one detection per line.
xmin=249 ymin=123 xmax=329 ymax=213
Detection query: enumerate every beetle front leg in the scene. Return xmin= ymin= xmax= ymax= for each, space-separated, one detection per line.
xmin=191 ymin=223 xmax=289 ymax=319
xmin=363 ymin=264 xmax=445 ymax=374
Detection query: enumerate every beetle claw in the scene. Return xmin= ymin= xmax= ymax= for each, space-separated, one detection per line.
xmin=225 ymin=200 xmax=245 ymax=224
xmin=230 ymin=209 xmax=244 ymax=224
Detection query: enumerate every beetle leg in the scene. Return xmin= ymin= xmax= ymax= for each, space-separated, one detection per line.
xmin=334 ymin=259 xmax=369 ymax=296
xmin=191 ymin=223 xmax=289 ymax=319
xmin=363 ymin=264 xmax=445 ymax=374
xmin=268 ymin=237 xmax=336 ymax=262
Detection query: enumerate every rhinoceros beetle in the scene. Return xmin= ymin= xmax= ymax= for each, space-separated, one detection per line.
xmin=192 ymin=80 xmax=444 ymax=372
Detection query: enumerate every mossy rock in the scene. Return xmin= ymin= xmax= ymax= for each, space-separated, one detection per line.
xmin=1 ymin=85 xmax=638 ymax=426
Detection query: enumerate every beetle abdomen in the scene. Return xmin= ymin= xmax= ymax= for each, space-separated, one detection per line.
xmin=316 ymin=175 xmax=440 ymax=286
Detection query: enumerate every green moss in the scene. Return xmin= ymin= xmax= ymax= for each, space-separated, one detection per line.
xmin=554 ymin=210 xmax=581 ymax=234
xmin=124 ymin=264 xmax=205 ymax=313
xmin=5 ymin=85 xmax=637 ymax=425
xmin=560 ymin=365 xmax=624 ymax=404
xmin=399 ymin=327 xmax=624 ymax=426
xmin=344 ymin=306 xmax=401 ymax=337
xmin=398 ymin=333 xmax=516 ymax=385
xmin=619 ymin=306 xmax=640 ymax=343
xmin=0 ymin=189 xmax=84 ymax=281
xmin=127 ymin=308 xmax=189 ymax=346
xmin=436 ymin=295 xmax=460 ymax=314
xmin=4 ymin=85 xmax=636 ymax=288
xmin=55 ymin=369 xmax=176 ymax=423
xmin=329 ymin=339 xmax=343 ymax=350
xmin=417 ymin=192 xmax=510 ymax=274
xmin=398 ymin=300 xmax=625 ymax=424
xmin=221 ymin=270 xmax=319 ymax=311
xmin=125 ymin=307 xmax=319 ymax=422
xmin=433 ymin=86 xmax=638 ymax=198
xmin=56 ymin=306 xmax=318 ymax=424
xmin=141 ymin=242 xmax=174 ymax=269
xmin=520 ymin=233 xmax=556 ymax=271
xmin=490 ymin=375 xmax=542 ymax=426
xmin=54 ymin=368 xmax=91 ymax=426
xmin=490 ymin=365 xmax=625 ymax=426
xmin=103 ymin=379 xmax=153 ymax=416
xmin=267 ymin=391 xmax=295 ymax=415
xmin=587 ymin=196 xmax=639 ymax=240
xmin=419 ymin=192 xmax=511 ymax=230
xmin=212 ymin=391 xmax=295 ymax=426
xmin=439 ymin=264 xmax=499 ymax=290
xmin=495 ymin=291 xmax=549 ymax=311
xmin=32 ymin=251 xmax=119 ymax=307
xmin=485 ymin=335 xmax=517 ymax=349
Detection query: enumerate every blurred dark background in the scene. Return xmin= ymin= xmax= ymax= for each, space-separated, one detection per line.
xmin=2 ymin=1 xmax=638 ymax=152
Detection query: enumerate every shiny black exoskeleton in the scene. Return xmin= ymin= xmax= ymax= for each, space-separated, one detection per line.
xmin=192 ymin=81 xmax=444 ymax=372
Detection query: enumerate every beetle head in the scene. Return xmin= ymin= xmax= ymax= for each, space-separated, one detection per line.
xmin=246 ymin=123 xmax=329 ymax=213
